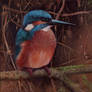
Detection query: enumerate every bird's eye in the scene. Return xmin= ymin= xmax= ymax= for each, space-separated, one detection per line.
xmin=40 ymin=17 xmax=51 ymax=22
xmin=45 ymin=18 xmax=51 ymax=22
xmin=24 ymin=24 xmax=34 ymax=31
xmin=40 ymin=17 xmax=45 ymax=21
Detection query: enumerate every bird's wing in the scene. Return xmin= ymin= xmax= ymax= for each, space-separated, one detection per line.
xmin=15 ymin=23 xmax=49 ymax=59
xmin=15 ymin=28 xmax=29 ymax=59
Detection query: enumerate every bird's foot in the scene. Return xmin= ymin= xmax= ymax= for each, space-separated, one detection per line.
xmin=44 ymin=67 xmax=51 ymax=77
xmin=22 ymin=67 xmax=33 ymax=76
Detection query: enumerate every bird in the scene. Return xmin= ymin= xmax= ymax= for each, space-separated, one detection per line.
xmin=15 ymin=10 xmax=74 ymax=75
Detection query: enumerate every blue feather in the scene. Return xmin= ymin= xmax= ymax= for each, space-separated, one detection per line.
xmin=15 ymin=28 xmax=28 ymax=58
xmin=23 ymin=10 xmax=52 ymax=26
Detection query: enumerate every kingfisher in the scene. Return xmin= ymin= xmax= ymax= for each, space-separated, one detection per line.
xmin=15 ymin=10 xmax=74 ymax=75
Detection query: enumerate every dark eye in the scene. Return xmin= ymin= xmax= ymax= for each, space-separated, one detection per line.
xmin=40 ymin=17 xmax=46 ymax=21
xmin=46 ymin=18 xmax=52 ymax=22
xmin=40 ymin=17 xmax=51 ymax=22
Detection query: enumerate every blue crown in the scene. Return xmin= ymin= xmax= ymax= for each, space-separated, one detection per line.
xmin=23 ymin=10 xmax=52 ymax=26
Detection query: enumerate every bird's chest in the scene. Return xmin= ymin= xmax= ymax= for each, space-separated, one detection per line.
xmin=33 ymin=30 xmax=56 ymax=48
xmin=21 ymin=30 xmax=56 ymax=49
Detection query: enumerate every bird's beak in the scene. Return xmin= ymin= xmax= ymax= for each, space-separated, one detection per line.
xmin=49 ymin=19 xmax=75 ymax=26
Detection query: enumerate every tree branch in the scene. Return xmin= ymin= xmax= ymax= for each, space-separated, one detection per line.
xmin=3 ymin=7 xmax=92 ymax=17
xmin=1 ymin=64 xmax=91 ymax=92
xmin=49 ymin=10 xmax=92 ymax=17
xmin=62 ymin=76 xmax=84 ymax=92
xmin=62 ymin=11 xmax=92 ymax=17
xmin=3 ymin=6 xmax=27 ymax=14
xmin=56 ymin=0 xmax=65 ymax=19
xmin=0 ymin=64 xmax=92 ymax=80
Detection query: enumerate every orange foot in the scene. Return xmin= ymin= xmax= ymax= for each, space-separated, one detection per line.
xmin=44 ymin=67 xmax=51 ymax=76
xmin=22 ymin=67 xmax=33 ymax=76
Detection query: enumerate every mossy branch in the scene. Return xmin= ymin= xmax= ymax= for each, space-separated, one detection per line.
xmin=0 ymin=64 xmax=92 ymax=80
xmin=1 ymin=64 xmax=90 ymax=92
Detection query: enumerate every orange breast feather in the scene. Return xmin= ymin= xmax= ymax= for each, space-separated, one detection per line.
xmin=16 ymin=30 xmax=56 ymax=69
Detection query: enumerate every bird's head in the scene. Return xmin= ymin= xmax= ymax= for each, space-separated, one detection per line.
xmin=22 ymin=10 xmax=75 ymax=31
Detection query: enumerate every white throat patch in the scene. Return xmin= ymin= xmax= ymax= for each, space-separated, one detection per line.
xmin=42 ymin=26 xmax=51 ymax=32
xmin=24 ymin=24 xmax=51 ymax=32
xmin=25 ymin=24 xmax=34 ymax=31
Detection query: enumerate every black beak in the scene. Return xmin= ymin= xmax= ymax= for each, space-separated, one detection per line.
xmin=48 ymin=19 xmax=75 ymax=26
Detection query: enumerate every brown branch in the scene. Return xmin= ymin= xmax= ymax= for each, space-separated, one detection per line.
xmin=1 ymin=10 xmax=16 ymax=69
xmin=57 ymin=42 xmax=76 ymax=52
xmin=10 ymin=18 xmax=22 ymax=27
xmin=0 ymin=70 xmax=83 ymax=92
xmin=1 ymin=65 xmax=90 ymax=92
xmin=1 ymin=64 xmax=92 ymax=92
xmin=56 ymin=0 xmax=65 ymax=19
xmin=0 ymin=64 xmax=92 ymax=80
xmin=2 ymin=6 xmax=92 ymax=17
xmin=62 ymin=11 xmax=92 ymax=17
xmin=49 ymin=10 xmax=92 ymax=17
xmin=63 ymin=76 xmax=84 ymax=92
xmin=3 ymin=7 xmax=92 ymax=18
xmin=23 ymin=0 xmax=32 ymax=10
xmin=3 ymin=7 xmax=27 ymax=14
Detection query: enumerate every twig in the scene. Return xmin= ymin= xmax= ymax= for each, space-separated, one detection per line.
xmin=10 ymin=18 xmax=22 ymax=27
xmin=57 ymin=42 xmax=79 ymax=54
xmin=57 ymin=42 xmax=73 ymax=51
xmin=50 ymin=78 xmax=57 ymax=92
xmin=3 ymin=6 xmax=92 ymax=18
xmin=56 ymin=0 xmax=65 ymax=19
xmin=62 ymin=11 xmax=92 ymax=17
xmin=4 ymin=7 xmax=27 ymax=14
xmin=23 ymin=0 xmax=32 ymax=10
xmin=2 ymin=9 xmax=16 ymax=69
xmin=60 ymin=58 xmax=81 ymax=66
xmin=62 ymin=76 xmax=84 ymax=92
xmin=49 ymin=10 xmax=92 ymax=17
